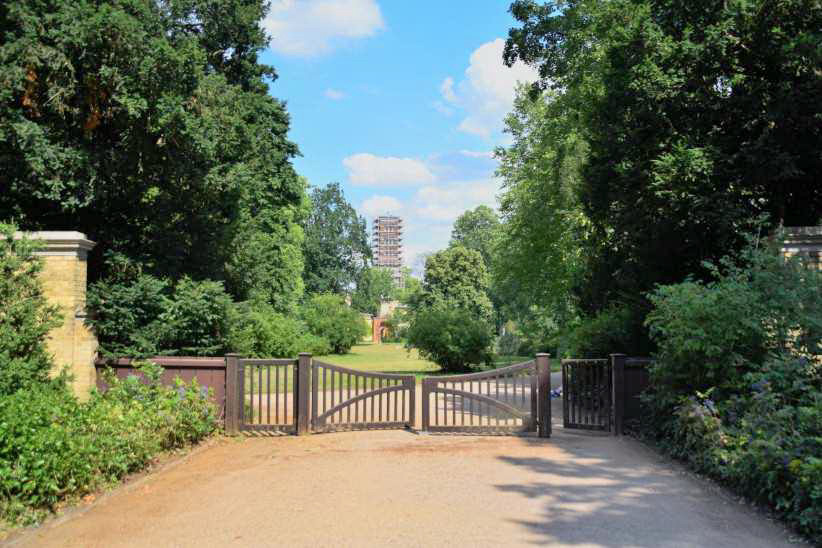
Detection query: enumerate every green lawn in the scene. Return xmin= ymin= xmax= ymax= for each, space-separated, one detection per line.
xmin=317 ymin=342 xmax=438 ymax=379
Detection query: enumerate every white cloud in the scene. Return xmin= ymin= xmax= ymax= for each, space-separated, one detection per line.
xmin=324 ymin=88 xmax=345 ymax=100
xmin=459 ymin=149 xmax=494 ymax=159
xmin=412 ymin=179 xmax=500 ymax=222
xmin=264 ymin=0 xmax=385 ymax=57
xmin=440 ymin=38 xmax=538 ymax=139
xmin=361 ymin=195 xmax=403 ymax=218
xmin=440 ymin=76 xmax=457 ymax=103
xmin=432 ymin=101 xmax=454 ymax=116
xmin=343 ymin=153 xmax=436 ymax=186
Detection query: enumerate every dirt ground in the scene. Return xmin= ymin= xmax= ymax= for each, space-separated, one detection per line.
xmin=6 ymin=378 xmax=804 ymax=547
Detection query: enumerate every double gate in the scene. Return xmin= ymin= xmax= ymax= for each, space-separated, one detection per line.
xmin=421 ymin=356 xmax=551 ymax=436
xmin=226 ymin=353 xmax=551 ymax=437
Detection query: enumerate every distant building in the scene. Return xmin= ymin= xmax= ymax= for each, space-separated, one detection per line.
xmin=372 ymin=215 xmax=404 ymax=287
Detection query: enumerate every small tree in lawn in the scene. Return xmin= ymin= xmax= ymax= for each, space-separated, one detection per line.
xmin=301 ymin=293 xmax=367 ymax=354
xmin=406 ymin=246 xmax=494 ymax=372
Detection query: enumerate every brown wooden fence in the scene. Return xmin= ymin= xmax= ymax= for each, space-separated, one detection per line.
xmin=95 ymin=352 xmax=650 ymax=438
xmin=95 ymin=356 xmax=228 ymax=418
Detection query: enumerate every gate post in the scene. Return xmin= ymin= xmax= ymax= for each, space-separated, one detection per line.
xmin=296 ymin=353 xmax=311 ymax=435
xmin=611 ymin=354 xmax=626 ymax=436
xmin=421 ymin=379 xmax=430 ymax=431
xmin=225 ymin=354 xmax=241 ymax=435
xmin=407 ymin=376 xmax=416 ymax=429
xmin=536 ymin=353 xmax=552 ymax=438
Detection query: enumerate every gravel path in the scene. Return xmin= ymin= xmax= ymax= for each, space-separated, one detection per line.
xmin=7 ymin=373 xmax=802 ymax=547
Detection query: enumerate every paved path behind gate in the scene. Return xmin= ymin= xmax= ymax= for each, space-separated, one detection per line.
xmin=9 ymin=374 xmax=803 ymax=547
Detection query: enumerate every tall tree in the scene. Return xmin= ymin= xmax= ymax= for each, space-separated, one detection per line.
xmin=494 ymin=86 xmax=588 ymax=320
xmin=450 ymin=206 xmax=500 ymax=268
xmin=505 ymin=0 xmax=822 ymax=327
xmin=351 ymin=267 xmax=396 ymax=316
xmin=0 ymin=0 xmax=306 ymax=309
xmin=418 ymin=246 xmax=492 ymax=322
xmin=302 ymin=183 xmax=371 ymax=294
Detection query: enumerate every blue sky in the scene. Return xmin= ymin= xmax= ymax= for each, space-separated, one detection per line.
xmin=259 ymin=0 xmax=537 ymax=271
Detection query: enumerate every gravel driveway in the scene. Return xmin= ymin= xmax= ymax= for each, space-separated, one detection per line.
xmin=7 ymin=374 xmax=802 ymax=547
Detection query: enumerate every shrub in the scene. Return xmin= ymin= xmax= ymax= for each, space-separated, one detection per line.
xmin=160 ymin=278 xmax=232 ymax=356
xmin=646 ymin=240 xmax=822 ymax=399
xmin=301 ymin=293 xmax=366 ymax=354
xmin=228 ymin=303 xmax=331 ymax=358
xmin=0 ymin=364 xmax=216 ymax=524
xmin=0 ymin=224 xmax=62 ymax=396
xmin=644 ymin=355 xmax=821 ymax=544
xmin=566 ymin=304 xmax=647 ymax=358
xmin=642 ymin=238 xmax=822 ymax=543
xmin=88 ymin=263 xmax=233 ymax=358
xmin=405 ymin=306 xmax=493 ymax=372
xmin=87 ymin=262 xmax=170 ymax=358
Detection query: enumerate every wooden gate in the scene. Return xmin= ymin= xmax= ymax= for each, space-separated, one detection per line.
xmin=237 ymin=358 xmax=299 ymax=434
xmin=421 ymin=355 xmax=551 ymax=436
xmin=561 ymin=359 xmax=612 ymax=431
xmin=311 ymin=361 xmax=415 ymax=432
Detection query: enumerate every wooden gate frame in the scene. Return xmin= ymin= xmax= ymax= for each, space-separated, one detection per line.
xmin=311 ymin=360 xmax=415 ymax=432
xmin=226 ymin=353 xmax=414 ymax=435
xmin=561 ymin=358 xmax=612 ymax=432
xmin=420 ymin=354 xmax=551 ymax=437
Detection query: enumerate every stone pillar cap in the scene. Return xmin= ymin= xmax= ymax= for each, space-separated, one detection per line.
xmin=14 ymin=231 xmax=96 ymax=256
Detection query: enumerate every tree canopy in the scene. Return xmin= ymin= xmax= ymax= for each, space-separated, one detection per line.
xmin=450 ymin=205 xmax=500 ymax=268
xmin=351 ymin=267 xmax=396 ymax=316
xmin=501 ymin=0 xmax=822 ymax=349
xmin=417 ymin=246 xmax=492 ymax=322
xmin=302 ymin=183 xmax=371 ymax=295
xmin=0 ymin=0 xmax=306 ymax=309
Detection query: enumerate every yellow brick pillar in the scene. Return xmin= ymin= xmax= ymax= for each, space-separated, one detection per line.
xmin=17 ymin=231 xmax=98 ymax=400
xmin=782 ymin=227 xmax=822 ymax=270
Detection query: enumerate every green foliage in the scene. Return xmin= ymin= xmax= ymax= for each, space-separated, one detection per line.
xmin=644 ymin=356 xmax=821 ymax=544
xmin=225 ymin=198 xmax=307 ymax=312
xmin=301 ymin=294 xmax=366 ymax=354
xmin=417 ymin=246 xmax=492 ymax=322
xmin=228 ymin=303 xmax=331 ymax=358
xmin=0 ymin=0 xmax=307 ymax=302
xmin=87 ymin=265 xmax=233 ymax=358
xmin=450 ymin=205 xmax=500 ymax=268
xmin=302 ymin=183 xmax=370 ymax=295
xmin=495 ymin=331 xmax=522 ymax=357
xmin=405 ymin=307 xmax=493 ymax=373
xmin=567 ymin=305 xmax=649 ymax=359
xmin=86 ymin=260 xmax=169 ymax=358
xmin=351 ymin=267 xmax=396 ymax=316
xmin=0 ymin=225 xmax=62 ymax=396
xmin=494 ymin=87 xmax=588 ymax=320
xmin=161 ymin=278 xmax=232 ymax=356
xmin=646 ymin=239 xmax=822 ymax=398
xmin=0 ymin=364 xmax=216 ymax=524
xmin=381 ymin=307 xmax=410 ymax=342
xmin=642 ymin=240 xmax=822 ymax=543
xmin=504 ymin=0 xmax=822 ymax=351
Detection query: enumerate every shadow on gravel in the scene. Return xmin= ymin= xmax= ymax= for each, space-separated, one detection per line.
xmin=493 ymin=436 xmax=795 ymax=548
